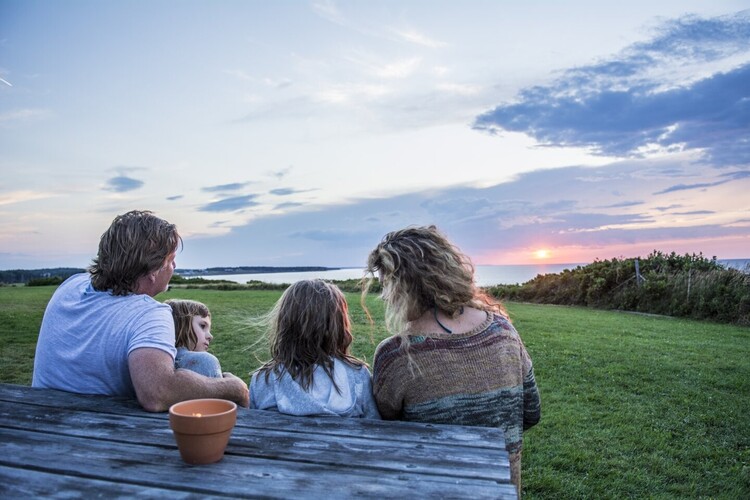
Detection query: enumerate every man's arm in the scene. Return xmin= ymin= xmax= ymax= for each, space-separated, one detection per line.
xmin=129 ymin=348 xmax=249 ymax=412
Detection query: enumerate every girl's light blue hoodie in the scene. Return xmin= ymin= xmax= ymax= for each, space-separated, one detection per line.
xmin=249 ymin=358 xmax=381 ymax=419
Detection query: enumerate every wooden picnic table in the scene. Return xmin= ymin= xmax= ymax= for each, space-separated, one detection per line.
xmin=0 ymin=383 xmax=516 ymax=498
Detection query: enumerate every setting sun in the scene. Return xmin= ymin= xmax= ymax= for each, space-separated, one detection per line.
xmin=534 ymin=249 xmax=552 ymax=260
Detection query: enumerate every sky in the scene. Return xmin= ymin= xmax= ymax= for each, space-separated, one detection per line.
xmin=1 ymin=1 xmax=749 ymax=270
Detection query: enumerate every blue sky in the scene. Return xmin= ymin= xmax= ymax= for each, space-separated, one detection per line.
xmin=1 ymin=1 xmax=749 ymax=269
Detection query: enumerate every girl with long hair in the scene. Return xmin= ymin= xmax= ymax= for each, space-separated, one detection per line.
xmin=250 ymin=280 xmax=380 ymax=419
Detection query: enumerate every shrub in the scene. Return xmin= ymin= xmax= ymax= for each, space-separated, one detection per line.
xmin=488 ymin=251 xmax=749 ymax=325
xmin=27 ymin=277 xmax=64 ymax=286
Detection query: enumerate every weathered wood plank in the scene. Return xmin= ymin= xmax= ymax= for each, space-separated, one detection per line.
xmin=0 ymin=400 xmax=509 ymax=480
xmin=0 ymin=465 xmax=207 ymax=499
xmin=0 ymin=429 xmax=517 ymax=499
xmin=0 ymin=384 xmax=507 ymax=449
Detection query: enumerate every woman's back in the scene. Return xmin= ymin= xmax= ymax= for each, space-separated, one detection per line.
xmin=365 ymin=225 xmax=541 ymax=495
xmin=373 ymin=311 xmax=539 ymax=429
xmin=372 ymin=310 xmax=540 ymax=493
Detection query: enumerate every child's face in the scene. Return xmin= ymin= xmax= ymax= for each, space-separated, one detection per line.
xmin=190 ymin=314 xmax=213 ymax=352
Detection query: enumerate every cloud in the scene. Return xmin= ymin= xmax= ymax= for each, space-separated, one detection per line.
xmin=312 ymin=0 xmax=346 ymax=26
xmin=202 ymin=182 xmax=249 ymax=192
xmin=290 ymin=229 xmax=369 ymax=242
xmin=392 ymin=29 xmax=447 ymax=48
xmin=674 ymin=210 xmax=715 ymax=215
xmin=270 ymin=167 xmax=292 ymax=179
xmin=473 ymin=11 xmax=750 ymax=167
xmin=0 ymin=108 xmax=51 ymax=125
xmin=654 ymin=169 xmax=749 ymax=193
xmin=600 ymin=201 xmax=644 ymax=209
xmin=373 ymin=58 xmax=421 ymax=79
xmin=198 ymin=195 xmax=260 ymax=212
xmin=0 ymin=190 xmax=56 ymax=206
xmin=180 ymin=157 xmax=750 ymax=268
xmin=104 ymin=175 xmax=143 ymax=193
xmin=655 ymin=180 xmax=726 ymax=194
xmin=166 ymin=195 xmax=183 ymax=201
xmin=275 ymin=202 xmax=304 ymax=210
xmin=269 ymin=188 xmax=300 ymax=196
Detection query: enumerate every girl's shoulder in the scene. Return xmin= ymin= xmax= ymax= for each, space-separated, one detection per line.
xmin=334 ymin=356 xmax=371 ymax=374
xmin=177 ymin=349 xmax=217 ymax=360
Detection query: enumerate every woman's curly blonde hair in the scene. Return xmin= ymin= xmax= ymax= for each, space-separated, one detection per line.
xmin=363 ymin=225 xmax=504 ymax=335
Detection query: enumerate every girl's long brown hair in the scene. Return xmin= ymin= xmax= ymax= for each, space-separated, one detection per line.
xmin=257 ymin=279 xmax=366 ymax=392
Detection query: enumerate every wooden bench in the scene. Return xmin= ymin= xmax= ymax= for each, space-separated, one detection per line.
xmin=0 ymin=383 xmax=516 ymax=498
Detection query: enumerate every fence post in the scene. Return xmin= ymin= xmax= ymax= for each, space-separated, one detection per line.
xmin=635 ymin=258 xmax=643 ymax=287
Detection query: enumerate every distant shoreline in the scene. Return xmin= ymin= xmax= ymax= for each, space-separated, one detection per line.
xmin=176 ymin=266 xmax=344 ymax=276
xmin=0 ymin=259 xmax=746 ymax=285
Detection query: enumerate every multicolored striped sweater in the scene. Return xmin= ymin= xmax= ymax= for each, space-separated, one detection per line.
xmin=372 ymin=311 xmax=541 ymax=490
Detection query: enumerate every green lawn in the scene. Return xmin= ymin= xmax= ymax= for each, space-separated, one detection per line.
xmin=1 ymin=285 xmax=748 ymax=498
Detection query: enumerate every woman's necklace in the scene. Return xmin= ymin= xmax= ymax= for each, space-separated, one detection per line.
xmin=433 ymin=306 xmax=464 ymax=334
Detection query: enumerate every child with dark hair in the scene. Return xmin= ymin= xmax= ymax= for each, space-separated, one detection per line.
xmin=250 ymin=280 xmax=380 ymax=419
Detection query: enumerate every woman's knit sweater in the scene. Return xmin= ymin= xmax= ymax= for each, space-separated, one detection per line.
xmin=372 ymin=311 xmax=541 ymax=489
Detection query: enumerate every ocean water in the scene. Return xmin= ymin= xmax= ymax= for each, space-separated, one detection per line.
xmin=194 ymin=258 xmax=748 ymax=287
xmin=719 ymin=258 xmax=750 ymax=271
xmin=197 ymin=263 xmax=586 ymax=287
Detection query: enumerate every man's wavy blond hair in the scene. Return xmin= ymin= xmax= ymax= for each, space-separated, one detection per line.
xmin=363 ymin=225 xmax=504 ymax=335
xmin=89 ymin=210 xmax=181 ymax=296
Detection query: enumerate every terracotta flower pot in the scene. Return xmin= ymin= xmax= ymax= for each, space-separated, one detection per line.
xmin=169 ymin=398 xmax=237 ymax=465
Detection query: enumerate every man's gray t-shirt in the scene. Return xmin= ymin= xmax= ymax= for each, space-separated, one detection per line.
xmin=32 ymin=273 xmax=177 ymax=397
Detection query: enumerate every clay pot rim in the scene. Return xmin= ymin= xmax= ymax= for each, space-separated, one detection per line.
xmin=169 ymin=398 xmax=237 ymax=418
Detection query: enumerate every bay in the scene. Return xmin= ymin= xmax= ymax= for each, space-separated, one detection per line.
xmin=192 ymin=258 xmax=748 ymax=287
xmin=196 ymin=263 xmax=586 ymax=287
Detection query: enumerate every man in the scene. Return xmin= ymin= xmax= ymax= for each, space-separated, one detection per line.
xmin=32 ymin=210 xmax=249 ymax=412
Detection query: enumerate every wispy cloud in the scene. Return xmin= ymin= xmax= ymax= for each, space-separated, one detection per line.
xmin=600 ymin=201 xmax=644 ymax=209
xmin=655 ymin=180 xmax=727 ymax=194
xmin=270 ymin=167 xmax=292 ymax=179
xmin=0 ymin=108 xmax=51 ymax=125
xmin=315 ymin=83 xmax=389 ymax=104
xmin=373 ymin=57 xmax=421 ymax=79
xmin=674 ymin=210 xmax=715 ymax=215
xmin=290 ymin=229 xmax=368 ymax=242
xmin=184 ymin=157 xmax=750 ymax=266
xmin=104 ymin=175 xmax=143 ymax=193
xmin=473 ymin=11 xmax=750 ymax=167
xmin=202 ymin=182 xmax=249 ymax=192
xmin=392 ymin=29 xmax=447 ymax=48
xmin=199 ymin=195 xmax=260 ymax=212
xmin=0 ymin=190 xmax=55 ymax=206
xmin=270 ymin=188 xmax=303 ymax=196
xmin=275 ymin=202 xmax=304 ymax=210
xmin=311 ymin=0 xmax=346 ymax=26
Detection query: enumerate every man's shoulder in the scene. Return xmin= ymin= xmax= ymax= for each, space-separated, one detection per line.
xmin=54 ymin=272 xmax=90 ymax=293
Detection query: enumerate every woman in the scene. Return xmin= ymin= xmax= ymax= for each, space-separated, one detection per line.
xmin=363 ymin=225 xmax=541 ymax=495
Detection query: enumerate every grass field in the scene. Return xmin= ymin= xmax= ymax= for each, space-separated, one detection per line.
xmin=1 ymin=285 xmax=748 ymax=498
